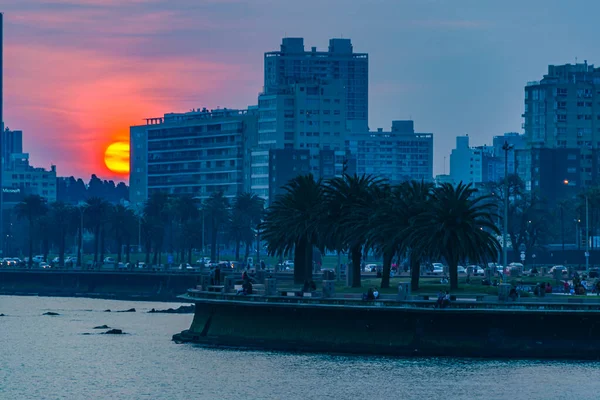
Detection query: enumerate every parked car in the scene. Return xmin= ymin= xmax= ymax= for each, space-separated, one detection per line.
xmin=32 ymin=255 xmax=44 ymax=264
xmin=178 ymin=263 xmax=194 ymax=270
xmin=103 ymin=257 xmax=115 ymax=264
xmin=431 ymin=263 xmax=444 ymax=275
xmin=457 ymin=266 xmax=467 ymax=274
xmin=468 ymin=265 xmax=485 ymax=276
xmin=549 ymin=265 xmax=567 ymax=274
xmin=365 ymin=264 xmax=379 ymax=272
xmin=39 ymin=262 xmax=51 ymax=269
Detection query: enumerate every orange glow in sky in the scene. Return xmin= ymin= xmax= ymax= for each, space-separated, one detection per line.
xmin=2 ymin=3 xmax=258 ymax=181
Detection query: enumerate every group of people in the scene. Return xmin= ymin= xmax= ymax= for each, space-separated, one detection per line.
xmin=436 ymin=291 xmax=451 ymax=308
xmin=237 ymin=270 xmax=255 ymax=295
xmin=363 ymin=287 xmax=380 ymax=300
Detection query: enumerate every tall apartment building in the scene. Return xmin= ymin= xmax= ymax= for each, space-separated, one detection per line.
xmin=346 ymin=120 xmax=433 ymax=183
xmin=522 ymin=62 xmax=600 ymax=198
xmin=129 ymin=107 xmax=258 ymax=204
xmin=251 ymin=80 xmax=350 ymax=200
xmin=2 ymin=127 xmax=23 ymax=170
xmin=264 ymin=38 xmax=368 ymax=133
xmin=2 ymin=153 xmax=57 ymax=203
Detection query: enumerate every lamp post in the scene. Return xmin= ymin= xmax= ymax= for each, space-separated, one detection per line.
xmin=566 ymin=180 xmax=589 ymax=273
xmin=502 ymin=141 xmax=514 ymax=269
xmin=77 ymin=202 xmax=88 ymax=267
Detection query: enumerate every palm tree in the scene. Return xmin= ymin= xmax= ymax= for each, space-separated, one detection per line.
xmin=322 ymin=174 xmax=384 ymax=288
xmin=111 ymin=204 xmax=137 ymax=263
xmin=172 ymin=195 xmax=199 ymax=263
xmin=410 ymin=182 xmax=500 ymax=290
xmin=15 ymin=195 xmax=48 ymax=267
xmin=49 ymin=202 xmax=75 ymax=266
xmin=203 ymin=191 xmax=230 ymax=262
xmin=262 ymin=174 xmax=323 ymax=284
xmin=393 ymin=181 xmax=434 ymax=291
xmin=144 ymin=191 xmax=170 ymax=266
xmin=230 ymin=192 xmax=265 ymax=262
xmin=364 ymin=183 xmax=396 ymax=288
xmin=86 ymin=197 xmax=110 ymax=265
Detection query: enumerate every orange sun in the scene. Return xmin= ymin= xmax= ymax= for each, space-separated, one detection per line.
xmin=104 ymin=141 xmax=130 ymax=174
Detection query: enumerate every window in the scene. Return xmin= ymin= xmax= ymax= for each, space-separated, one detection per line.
xmin=557 ymin=114 xmax=567 ymax=121
xmin=323 ymin=110 xmax=331 ymax=115
xmin=577 ymin=115 xmax=584 ymax=120
xmin=334 ymin=99 xmax=341 ymax=104
xmin=334 ymin=110 xmax=341 ymax=115
xmin=577 ymin=101 xmax=584 ymax=107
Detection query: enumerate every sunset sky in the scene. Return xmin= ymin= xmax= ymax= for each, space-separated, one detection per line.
xmin=1 ymin=0 xmax=598 ymax=181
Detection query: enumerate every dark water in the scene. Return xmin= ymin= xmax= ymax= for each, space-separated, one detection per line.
xmin=1 ymin=296 xmax=600 ymax=400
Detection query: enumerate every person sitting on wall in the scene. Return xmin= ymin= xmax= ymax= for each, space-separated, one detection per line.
xmin=436 ymin=291 xmax=444 ymax=308
xmin=509 ymin=287 xmax=518 ymax=301
xmin=442 ymin=291 xmax=451 ymax=308
xmin=373 ymin=288 xmax=379 ymax=300
xmin=563 ymin=280 xmax=570 ymax=294
xmin=364 ymin=288 xmax=375 ymax=300
xmin=545 ymin=282 xmax=553 ymax=294
xmin=309 ymin=280 xmax=317 ymax=292
xmin=595 ymin=280 xmax=600 ymax=295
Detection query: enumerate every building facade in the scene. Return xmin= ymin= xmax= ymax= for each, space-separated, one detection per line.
xmin=346 ymin=120 xmax=433 ymax=183
xmin=251 ymin=80 xmax=350 ymax=200
xmin=523 ymin=62 xmax=600 ymax=191
xmin=2 ymin=153 xmax=57 ymax=203
xmin=129 ymin=107 xmax=258 ymax=204
xmin=264 ymin=37 xmax=368 ymax=133
xmin=2 ymin=128 xmax=23 ymax=170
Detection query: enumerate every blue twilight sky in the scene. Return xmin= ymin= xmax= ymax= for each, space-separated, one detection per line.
xmin=0 ymin=0 xmax=598 ymax=178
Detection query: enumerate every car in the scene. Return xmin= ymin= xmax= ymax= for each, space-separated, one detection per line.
xmin=468 ymin=265 xmax=485 ymax=276
xmin=549 ymin=265 xmax=567 ymax=274
xmin=39 ymin=262 xmax=51 ymax=269
xmin=52 ymin=257 xmax=60 ymax=264
xmin=457 ymin=266 xmax=467 ymax=274
xmin=32 ymin=255 xmax=44 ymax=264
xmin=283 ymin=260 xmax=294 ymax=266
xmin=177 ymin=263 xmax=194 ymax=270
xmin=285 ymin=262 xmax=294 ymax=270
xmin=365 ymin=263 xmax=379 ymax=272
xmin=103 ymin=257 xmax=115 ymax=264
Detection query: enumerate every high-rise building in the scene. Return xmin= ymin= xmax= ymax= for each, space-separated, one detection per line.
xmin=129 ymin=107 xmax=258 ymax=204
xmin=251 ymin=80 xmax=350 ymax=200
xmin=2 ymin=128 xmax=23 ymax=170
xmin=264 ymin=38 xmax=368 ymax=133
xmin=346 ymin=120 xmax=433 ymax=183
xmin=522 ymin=62 xmax=600 ymax=194
xmin=2 ymin=153 xmax=57 ymax=203
xmin=492 ymin=132 xmax=525 ymax=181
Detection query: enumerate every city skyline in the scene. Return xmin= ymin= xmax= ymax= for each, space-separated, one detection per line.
xmin=1 ymin=0 xmax=599 ymax=179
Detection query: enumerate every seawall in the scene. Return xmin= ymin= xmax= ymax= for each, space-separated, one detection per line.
xmin=175 ymin=295 xmax=600 ymax=359
xmin=0 ymin=270 xmax=203 ymax=302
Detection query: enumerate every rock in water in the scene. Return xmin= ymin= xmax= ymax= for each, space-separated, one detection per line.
xmin=0 ymin=313 xmax=5 ymax=317
xmin=93 ymin=325 xmax=110 ymax=329
xmin=117 ymin=308 xmax=136 ymax=313
xmin=104 ymin=329 xmax=125 ymax=335
xmin=43 ymin=312 xmax=60 ymax=316
xmin=104 ymin=309 xmax=111 ymax=312
xmin=147 ymin=305 xmax=195 ymax=314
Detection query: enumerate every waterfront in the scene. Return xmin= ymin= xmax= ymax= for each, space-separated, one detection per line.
xmin=1 ymin=296 xmax=600 ymax=400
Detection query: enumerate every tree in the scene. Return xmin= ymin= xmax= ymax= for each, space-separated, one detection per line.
xmin=203 ymin=191 xmax=230 ymax=262
xmin=86 ymin=197 xmax=110 ymax=265
xmin=410 ymin=183 xmax=500 ymax=290
xmin=230 ymin=192 xmax=265 ymax=262
xmin=49 ymin=202 xmax=75 ymax=266
xmin=322 ymin=174 xmax=384 ymax=288
xmin=372 ymin=181 xmax=433 ymax=290
xmin=144 ymin=191 xmax=170 ymax=266
xmin=262 ymin=174 xmax=323 ymax=284
xmin=172 ymin=195 xmax=199 ymax=264
xmin=15 ymin=195 xmax=48 ymax=267
xmin=111 ymin=204 xmax=137 ymax=263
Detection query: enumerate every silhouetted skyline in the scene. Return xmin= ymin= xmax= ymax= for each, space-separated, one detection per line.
xmin=1 ymin=0 xmax=598 ymax=178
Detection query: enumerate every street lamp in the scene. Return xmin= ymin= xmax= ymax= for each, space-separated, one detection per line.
xmin=565 ymin=181 xmax=589 ymax=273
xmin=192 ymin=197 xmax=205 ymax=259
xmin=502 ymin=141 xmax=514 ymax=270
xmin=77 ymin=202 xmax=88 ymax=267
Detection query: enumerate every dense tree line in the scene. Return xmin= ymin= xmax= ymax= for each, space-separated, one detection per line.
xmin=261 ymin=174 xmax=501 ymax=290
xmin=57 ymin=174 xmax=128 ymax=204
xmin=11 ymin=191 xmax=264 ymax=269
